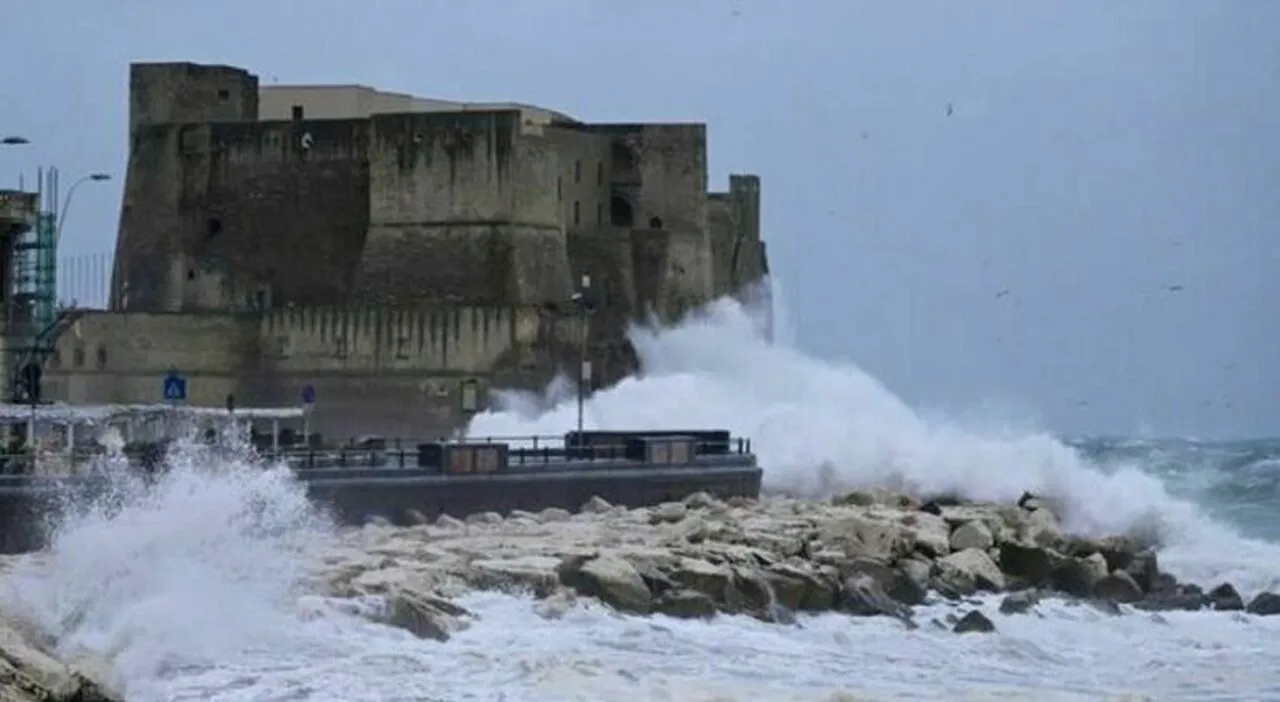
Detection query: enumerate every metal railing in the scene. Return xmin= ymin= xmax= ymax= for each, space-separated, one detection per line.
xmin=0 ymin=432 xmax=754 ymax=477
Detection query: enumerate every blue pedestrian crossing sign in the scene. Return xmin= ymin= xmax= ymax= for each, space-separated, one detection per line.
xmin=163 ymin=372 xmax=187 ymax=402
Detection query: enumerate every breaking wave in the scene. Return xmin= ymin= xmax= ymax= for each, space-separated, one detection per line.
xmin=470 ymin=283 xmax=1280 ymax=593
xmin=0 ymin=284 xmax=1276 ymax=700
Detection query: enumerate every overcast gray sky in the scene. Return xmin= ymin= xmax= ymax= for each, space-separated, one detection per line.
xmin=2 ymin=0 xmax=1276 ymax=439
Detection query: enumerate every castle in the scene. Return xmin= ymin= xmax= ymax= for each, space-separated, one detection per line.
xmin=35 ymin=62 xmax=768 ymax=438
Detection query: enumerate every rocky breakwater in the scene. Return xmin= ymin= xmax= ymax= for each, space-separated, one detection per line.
xmin=314 ymin=489 xmax=1280 ymax=640
xmin=0 ymin=613 xmax=120 ymax=701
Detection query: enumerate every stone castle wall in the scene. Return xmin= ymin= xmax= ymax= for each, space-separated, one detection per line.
xmin=48 ymin=62 xmax=768 ymax=440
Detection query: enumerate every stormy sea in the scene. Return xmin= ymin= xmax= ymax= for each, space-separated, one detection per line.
xmin=3 ymin=294 xmax=1279 ymax=701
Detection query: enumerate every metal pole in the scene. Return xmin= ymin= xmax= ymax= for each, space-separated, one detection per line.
xmin=574 ymin=274 xmax=592 ymax=436
xmin=576 ymin=308 xmax=586 ymax=435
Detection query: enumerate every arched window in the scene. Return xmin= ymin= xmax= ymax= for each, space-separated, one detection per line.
xmin=610 ymin=196 xmax=634 ymax=228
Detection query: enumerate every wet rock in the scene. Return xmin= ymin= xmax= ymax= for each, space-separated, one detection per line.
xmin=1133 ymin=590 xmax=1209 ymax=612
xmin=949 ymin=521 xmax=994 ymax=551
xmin=817 ymin=515 xmax=916 ymax=562
xmin=533 ymin=588 xmax=577 ymax=620
xmin=902 ymin=512 xmax=951 ymax=557
xmin=1208 ymin=583 xmax=1244 ymax=612
xmin=579 ymin=496 xmax=613 ymax=514
xmin=649 ymin=502 xmax=689 ymax=524
xmin=434 ymin=514 xmax=465 ymax=529
xmin=1085 ymin=599 xmax=1123 ymax=616
xmin=380 ymin=588 xmax=472 ymax=642
xmin=0 ymin=616 xmax=123 ymax=701
xmin=999 ymin=542 xmax=1058 ymax=586
xmin=839 ymin=573 xmax=911 ymax=622
xmin=557 ymin=554 xmax=653 ymax=614
xmin=763 ymin=563 xmax=838 ymax=611
xmin=1048 ymin=555 xmax=1106 ymax=598
xmin=832 ymin=490 xmax=878 ymax=507
xmin=937 ymin=548 xmax=1006 ymax=593
xmin=404 ymin=508 xmax=429 ymax=525
xmin=669 ymin=557 xmax=735 ymax=604
xmin=468 ymin=556 xmax=561 ymax=596
xmin=465 ymin=511 xmax=504 ymax=525
xmin=1093 ymin=571 xmax=1143 ymax=603
xmin=682 ymin=491 xmax=720 ymax=510
xmin=1245 ymin=591 xmax=1280 ymax=616
xmin=1123 ymin=550 xmax=1161 ymax=593
xmin=538 ymin=507 xmax=572 ymax=522
xmin=653 ymin=589 xmax=718 ymax=619
xmin=998 ymin=589 xmax=1041 ymax=615
xmin=952 ymin=610 xmax=995 ymax=634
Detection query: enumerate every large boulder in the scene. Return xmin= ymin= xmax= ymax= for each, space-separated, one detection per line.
xmin=936 ymin=548 xmax=1006 ymax=593
xmin=817 ymin=515 xmax=916 ymax=562
xmin=840 ymin=574 xmax=912 ymax=622
xmin=378 ymin=588 xmax=473 ymax=642
xmin=557 ymin=554 xmax=653 ymax=614
xmin=1246 ymin=591 xmax=1280 ymax=616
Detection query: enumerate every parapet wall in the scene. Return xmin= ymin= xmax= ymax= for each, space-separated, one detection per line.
xmin=259 ymin=305 xmax=542 ymax=374
xmin=44 ymin=312 xmax=259 ymax=406
xmin=43 ymin=304 xmax=567 ymax=438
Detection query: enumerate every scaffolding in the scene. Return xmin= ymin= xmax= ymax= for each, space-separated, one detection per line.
xmin=12 ymin=167 xmax=58 ymax=343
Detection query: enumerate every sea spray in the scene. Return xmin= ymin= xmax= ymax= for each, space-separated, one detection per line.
xmin=0 ymin=290 xmax=1275 ymax=700
xmin=2 ymin=420 xmax=337 ymax=696
xmin=468 ymin=288 xmax=1280 ymax=594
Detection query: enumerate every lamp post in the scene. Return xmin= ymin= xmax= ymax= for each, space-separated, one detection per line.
xmin=55 ymin=172 xmax=110 ymax=245
xmin=571 ymin=274 xmax=595 ymax=436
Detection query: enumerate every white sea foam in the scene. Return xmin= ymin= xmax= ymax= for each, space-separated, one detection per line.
xmin=472 ymin=288 xmax=1280 ymax=595
xmin=1 ymin=287 xmax=1277 ymax=701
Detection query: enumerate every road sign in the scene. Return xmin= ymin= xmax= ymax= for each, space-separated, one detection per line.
xmin=163 ymin=372 xmax=187 ymax=401
xmin=300 ymin=383 xmax=316 ymax=405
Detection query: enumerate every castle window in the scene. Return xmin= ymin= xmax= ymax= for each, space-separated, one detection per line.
xmin=649 ymin=216 xmax=664 ymax=229
xmin=96 ymin=346 xmax=108 ymax=369
xmin=610 ymin=196 xmax=634 ymax=228
xmin=574 ymin=159 xmax=582 ymax=183
xmin=186 ymin=269 xmax=195 ymax=280
xmin=73 ymin=347 xmax=85 ymax=368
xmin=206 ymin=217 xmax=222 ymax=239
xmin=291 ymin=105 xmax=304 ymax=121
xmin=217 ymin=88 xmax=230 ymax=102
xmin=573 ymin=200 xmax=581 ymax=226
xmin=611 ymin=141 xmax=636 ymax=171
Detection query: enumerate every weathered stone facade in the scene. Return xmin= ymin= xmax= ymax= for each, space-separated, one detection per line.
xmin=45 ymin=62 xmax=769 ymax=438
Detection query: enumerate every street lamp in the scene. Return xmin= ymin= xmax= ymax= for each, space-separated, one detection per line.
xmin=55 ymin=172 xmax=111 ymax=244
xmin=571 ymin=274 xmax=596 ymax=435
xmin=1 ymin=136 xmax=30 ymax=146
